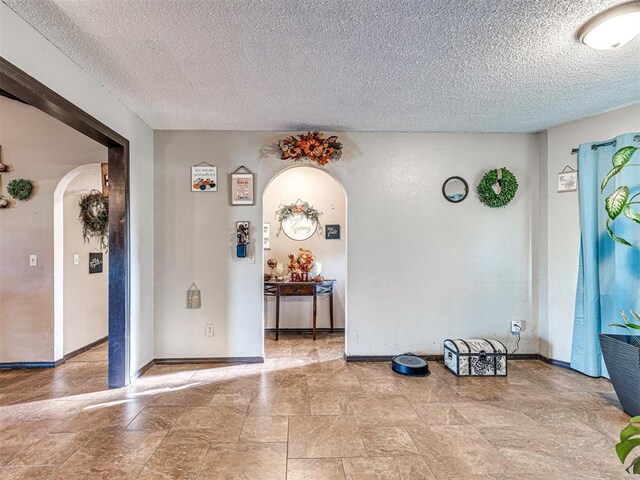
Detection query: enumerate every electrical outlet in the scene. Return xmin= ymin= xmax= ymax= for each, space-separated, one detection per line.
xmin=511 ymin=320 xmax=522 ymax=334
xmin=205 ymin=324 xmax=214 ymax=336
xmin=29 ymin=254 xmax=38 ymax=267
xmin=248 ymin=253 xmax=256 ymax=264
xmin=73 ymin=254 xmax=80 ymax=265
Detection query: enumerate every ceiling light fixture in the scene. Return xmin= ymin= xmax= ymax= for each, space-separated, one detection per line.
xmin=578 ymin=1 xmax=640 ymax=50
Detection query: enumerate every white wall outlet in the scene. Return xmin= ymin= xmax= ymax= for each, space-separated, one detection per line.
xmin=511 ymin=320 xmax=523 ymax=333
xmin=248 ymin=252 xmax=256 ymax=264
xmin=73 ymin=254 xmax=80 ymax=265
xmin=29 ymin=254 xmax=38 ymax=267
xmin=205 ymin=324 xmax=214 ymax=336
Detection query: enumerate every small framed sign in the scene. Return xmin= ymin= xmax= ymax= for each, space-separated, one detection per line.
xmin=89 ymin=252 xmax=103 ymax=274
xmin=558 ymin=166 xmax=578 ymax=193
xmin=101 ymin=163 xmax=109 ymax=198
xmin=263 ymin=223 xmax=271 ymax=250
xmin=325 ymin=224 xmax=341 ymax=240
xmin=230 ymin=166 xmax=254 ymax=205
xmin=191 ymin=162 xmax=217 ymax=192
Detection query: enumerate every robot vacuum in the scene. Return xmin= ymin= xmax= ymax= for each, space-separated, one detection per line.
xmin=391 ymin=353 xmax=430 ymax=377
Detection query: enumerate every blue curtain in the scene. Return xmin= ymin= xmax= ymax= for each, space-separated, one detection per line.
xmin=571 ymin=132 xmax=640 ymax=377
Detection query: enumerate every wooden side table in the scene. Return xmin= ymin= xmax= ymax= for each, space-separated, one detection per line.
xmin=264 ymin=280 xmax=336 ymax=341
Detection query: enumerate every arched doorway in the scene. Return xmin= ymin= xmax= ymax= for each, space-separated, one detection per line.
xmin=54 ymin=164 xmax=108 ymax=363
xmin=262 ymin=165 xmax=348 ymax=356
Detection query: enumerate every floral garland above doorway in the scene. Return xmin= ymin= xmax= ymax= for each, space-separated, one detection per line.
xmin=278 ymin=131 xmax=342 ymax=166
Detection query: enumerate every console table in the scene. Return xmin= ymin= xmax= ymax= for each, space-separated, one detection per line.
xmin=264 ymin=280 xmax=335 ymax=341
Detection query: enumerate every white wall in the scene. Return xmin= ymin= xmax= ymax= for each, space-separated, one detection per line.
xmin=154 ymin=131 xmax=538 ymax=358
xmin=1 ymin=4 xmax=154 ymax=374
xmin=0 ymin=97 xmax=107 ymax=362
xmin=540 ymin=103 xmax=640 ymax=363
xmin=63 ymin=165 xmax=108 ymax=355
xmin=263 ymin=167 xmax=346 ymax=330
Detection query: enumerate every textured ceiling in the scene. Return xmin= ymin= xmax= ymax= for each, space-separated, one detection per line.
xmin=4 ymin=0 xmax=640 ymax=132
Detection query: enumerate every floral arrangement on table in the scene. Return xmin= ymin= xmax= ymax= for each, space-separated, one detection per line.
xmin=276 ymin=201 xmax=322 ymax=235
xmin=288 ymin=248 xmax=315 ymax=275
xmin=278 ymin=131 xmax=342 ymax=166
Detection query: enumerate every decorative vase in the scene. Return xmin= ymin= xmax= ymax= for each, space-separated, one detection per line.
xmin=0 ymin=196 xmax=8 ymax=208
xmin=600 ymin=334 xmax=640 ymax=416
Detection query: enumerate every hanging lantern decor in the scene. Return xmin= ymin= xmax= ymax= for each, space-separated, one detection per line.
xmin=186 ymin=283 xmax=201 ymax=309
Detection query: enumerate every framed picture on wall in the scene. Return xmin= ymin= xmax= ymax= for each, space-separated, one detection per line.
xmin=557 ymin=166 xmax=578 ymax=193
xmin=89 ymin=252 xmax=103 ymax=274
xmin=230 ymin=166 xmax=254 ymax=205
xmin=325 ymin=224 xmax=340 ymax=240
xmin=191 ymin=162 xmax=217 ymax=191
xmin=101 ymin=163 xmax=109 ymax=197
xmin=263 ymin=223 xmax=271 ymax=249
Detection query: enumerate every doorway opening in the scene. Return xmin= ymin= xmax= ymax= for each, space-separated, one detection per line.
xmin=262 ymin=165 xmax=347 ymax=359
xmin=1 ymin=58 xmax=130 ymax=387
xmin=54 ymin=164 xmax=109 ymax=362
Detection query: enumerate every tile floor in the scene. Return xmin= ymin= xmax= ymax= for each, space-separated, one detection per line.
xmin=0 ymin=333 xmax=631 ymax=479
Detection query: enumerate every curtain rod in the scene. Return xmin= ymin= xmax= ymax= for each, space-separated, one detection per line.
xmin=571 ymin=135 xmax=640 ymax=155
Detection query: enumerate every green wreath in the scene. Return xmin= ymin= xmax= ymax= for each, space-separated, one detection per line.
xmin=7 ymin=178 xmax=34 ymax=201
xmin=476 ymin=168 xmax=518 ymax=208
xmin=79 ymin=190 xmax=109 ymax=250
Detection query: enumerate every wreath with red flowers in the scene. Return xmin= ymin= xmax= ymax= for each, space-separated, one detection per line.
xmin=278 ymin=131 xmax=342 ymax=166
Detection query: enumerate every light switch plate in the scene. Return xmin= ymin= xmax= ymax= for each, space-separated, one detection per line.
xmin=29 ymin=254 xmax=38 ymax=267
xmin=73 ymin=254 xmax=80 ymax=265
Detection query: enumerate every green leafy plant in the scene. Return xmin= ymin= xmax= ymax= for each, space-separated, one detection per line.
xmin=7 ymin=178 xmax=34 ymax=201
xmin=616 ymin=416 xmax=640 ymax=475
xmin=602 ymin=146 xmax=640 ymax=246
xmin=476 ymin=167 xmax=518 ymax=208
xmin=610 ymin=310 xmax=640 ymax=346
xmin=79 ymin=190 xmax=109 ymax=250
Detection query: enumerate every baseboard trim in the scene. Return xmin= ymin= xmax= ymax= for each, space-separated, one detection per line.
xmin=507 ymin=354 xmax=539 ymax=360
xmin=264 ymin=328 xmax=345 ymax=334
xmin=538 ymin=354 xmax=571 ymax=369
xmin=345 ymin=354 xmax=444 ymax=362
xmin=64 ymin=336 xmax=108 ymax=361
xmin=154 ymin=356 xmax=264 ymax=365
xmin=344 ymin=353 xmax=570 ymax=367
xmin=0 ymin=358 xmax=65 ymax=369
xmin=133 ymin=358 xmax=155 ymax=379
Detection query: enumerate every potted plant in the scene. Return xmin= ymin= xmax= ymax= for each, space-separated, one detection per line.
xmin=600 ymin=310 xmax=640 ymax=418
xmin=616 ymin=416 xmax=640 ymax=475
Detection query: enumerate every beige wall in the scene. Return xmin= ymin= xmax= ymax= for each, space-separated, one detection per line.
xmin=263 ymin=166 xmax=346 ymax=330
xmin=0 ymin=97 xmax=107 ymax=362
xmin=63 ymin=165 xmax=108 ymax=355
xmin=3 ymin=3 xmax=155 ymax=374
xmin=154 ymin=131 xmax=539 ymax=359
xmin=540 ymin=103 xmax=640 ymax=363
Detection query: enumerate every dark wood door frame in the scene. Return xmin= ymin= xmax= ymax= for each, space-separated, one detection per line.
xmin=0 ymin=57 xmax=131 ymax=388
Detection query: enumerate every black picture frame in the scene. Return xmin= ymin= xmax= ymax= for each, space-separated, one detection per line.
xmin=89 ymin=252 xmax=104 ymax=274
xmin=325 ymin=224 xmax=341 ymax=240
xmin=442 ymin=176 xmax=469 ymax=203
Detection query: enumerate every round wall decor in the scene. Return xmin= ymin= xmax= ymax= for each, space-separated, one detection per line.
xmin=442 ymin=176 xmax=469 ymax=203
xmin=281 ymin=215 xmax=318 ymax=241
xmin=79 ymin=190 xmax=109 ymax=250
xmin=476 ymin=167 xmax=518 ymax=208
xmin=7 ymin=178 xmax=34 ymax=201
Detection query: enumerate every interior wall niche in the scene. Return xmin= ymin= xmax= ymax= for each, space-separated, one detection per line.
xmin=263 ymin=166 xmax=347 ymax=330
